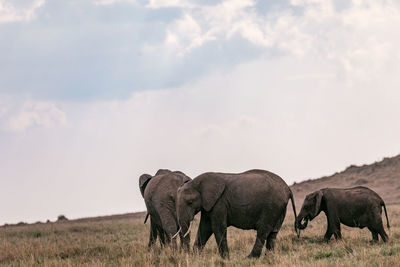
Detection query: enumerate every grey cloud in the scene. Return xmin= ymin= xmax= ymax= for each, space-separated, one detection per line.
xmin=0 ymin=0 xmax=273 ymax=101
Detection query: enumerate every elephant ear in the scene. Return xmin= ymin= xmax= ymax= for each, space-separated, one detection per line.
xmin=199 ymin=176 xmax=226 ymax=212
xmin=139 ymin=174 xmax=152 ymax=197
xmin=313 ymin=190 xmax=323 ymax=218
xmin=173 ymin=171 xmax=191 ymax=183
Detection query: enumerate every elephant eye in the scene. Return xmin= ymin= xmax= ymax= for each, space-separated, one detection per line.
xmin=187 ymin=200 xmax=193 ymax=205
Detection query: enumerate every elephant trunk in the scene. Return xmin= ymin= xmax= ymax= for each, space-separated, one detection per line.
xmin=178 ymin=220 xmax=190 ymax=239
xmin=178 ymin=222 xmax=191 ymax=251
xmin=177 ymin=211 xmax=191 ymax=241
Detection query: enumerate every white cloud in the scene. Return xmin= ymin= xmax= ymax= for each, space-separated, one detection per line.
xmin=5 ymin=101 xmax=66 ymax=132
xmin=160 ymin=0 xmax=400 ymax=70
xmin=0 ymin=0 xmax=45 ymax=23
xmin=165 ymin=13 xmax=214 ymax=55
xmin=163 ymin=0 xmax=259 ymax=54
xmin=147 ymin=0 xmax=193 ymax=9
xmin=93 ymin=0 xmax=136 ymax=6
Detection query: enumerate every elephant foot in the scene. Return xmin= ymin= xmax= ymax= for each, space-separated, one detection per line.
xmin=192 ymin=245 xmax=204 ymax=254
xmin=219 ymin=252 xmax=229 ymax=259
xmin=334 ymin=236 xmax=342 ymax=241
xmin=381 ymin=235 xmax=388 ymax=243
xmin=266 ymin=243 xmax=274 ymax=251
xmin=264 ymin=250 xmax=271 ymax=256
xmin=247 ymin=252 xmax=261 ymax=259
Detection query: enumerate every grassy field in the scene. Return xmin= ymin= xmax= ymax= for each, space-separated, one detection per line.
xmin=1 ymin=205 xmax=399 ymax=266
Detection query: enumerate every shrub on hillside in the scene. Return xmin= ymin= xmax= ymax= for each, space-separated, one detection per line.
xmin=57 ymin=215 xmax=68 ymax=222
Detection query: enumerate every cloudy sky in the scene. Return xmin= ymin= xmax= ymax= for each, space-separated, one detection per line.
xmin=1 ymin=0 xmax=400 ymax=224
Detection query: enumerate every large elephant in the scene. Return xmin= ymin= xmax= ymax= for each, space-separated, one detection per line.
xmin=175 ymin=169 xmax=299 ymax=258
xmin=139 ymin=169 xmax=191 ymax=249
xmin=296 ymin=186 xmax=390 ymax=242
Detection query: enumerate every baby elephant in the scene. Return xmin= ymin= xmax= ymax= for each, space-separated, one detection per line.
xmin=296 ymin=186 xmax=390 ymax=242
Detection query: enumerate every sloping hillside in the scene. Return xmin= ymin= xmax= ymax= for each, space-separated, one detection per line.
xmin=291 ymin=154 xmax=400 ymax=207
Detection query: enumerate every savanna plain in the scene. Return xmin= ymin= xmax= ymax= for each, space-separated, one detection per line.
xmin=1 ymin=205 xmax=399 ymax=267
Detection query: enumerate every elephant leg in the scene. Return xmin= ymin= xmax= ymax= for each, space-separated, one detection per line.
xmin=179 ymin=231 xmax=191 ymax=251
xmin=148 ymin=218 xmax=158 ymax=248
xmin=248 ymin=227 xmax=270 ymax=258
xmin=324 ymin=230 xmax=333 ymax=242
xmin=376 ymin=221 xmax=388 ymax=242
xmin=324 ymin=210 xmax=341 ymax=241
xmin=379 ymin=230 xmax=388 ymax=242
xmin=266 ymin=232 xmax=278 ymax=251
xmin=266 ymin=208 xmax=286 ymax=251
xmin=333 ymin=223 xmax=342 ymax=240
xmin=159 ymin=209 xmax=179 ymax=249
xmin=323 ymin=216 xmax=333 ymax=242
xmin=158 ymin=227 xmax=167 ymax=246
xmin=211 ymin=220 xmax=229 ymax=259
xmin=194 ymin=213 xmax=213 ymax=252
xmin=368 ymin=227 xmax=379 ymax=243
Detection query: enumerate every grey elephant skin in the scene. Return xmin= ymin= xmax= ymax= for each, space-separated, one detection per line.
xmin=296 ymin=186 xmax=390 ymax=242
xmin=139 ymin=169 xmax=191 ymax=249
xmin=176 ymin=169 xmax=299 ymax=259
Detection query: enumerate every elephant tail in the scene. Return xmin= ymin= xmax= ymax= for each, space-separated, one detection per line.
xmin=144 ymin=213 xmax=150 ymax=224
xmin=289 ymin=190 xmax=300 ymax=238
xmin=381 ymin=201 xmax=390 ymax=229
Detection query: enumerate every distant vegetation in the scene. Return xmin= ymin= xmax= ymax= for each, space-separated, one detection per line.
xmin=57 ymin=215 xmax=68 ymax=222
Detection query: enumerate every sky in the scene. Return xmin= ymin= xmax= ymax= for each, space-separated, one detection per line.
xmin=1 ymin=0 xmax=400 ymax=224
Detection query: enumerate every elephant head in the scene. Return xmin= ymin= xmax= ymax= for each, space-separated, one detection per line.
xmin=296 ymin=190 xmax=323 ymax=230
xmin=139 ymin=169 xmax=172 ymax=197
xmin=175 ymin=176 xmax=225 ymax=237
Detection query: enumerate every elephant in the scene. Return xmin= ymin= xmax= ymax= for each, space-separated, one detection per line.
xmin=139 ymin=169 xmax=191 ymax=249
xmin=296 ymin=186 xmax=390 ymax=243
xmin=175 ymin=169 xmax=299 ymax=259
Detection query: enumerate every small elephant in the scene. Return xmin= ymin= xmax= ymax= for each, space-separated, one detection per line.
xmin=175 ymin=169 xmax=299 ymax=259
xmin=139 ymin=169 xmax=191 ymax=249
xmin=296 ymin=186 xmax=390 ymax=242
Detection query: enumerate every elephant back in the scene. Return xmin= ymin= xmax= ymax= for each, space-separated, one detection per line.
xmin=144 ymin=171 xmax=191 ymax=202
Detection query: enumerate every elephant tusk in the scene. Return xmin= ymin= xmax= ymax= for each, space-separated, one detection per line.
xmin=298 ymin=217 xmax=309 ymax=230
xmin=183 ymin=223 xmax=191 ymax=237
xmin=172 ymin=227 xmax=181 ymax=239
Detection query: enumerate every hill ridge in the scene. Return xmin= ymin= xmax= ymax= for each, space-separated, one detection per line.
xmin=291 ymin=154 xmax=400 ymax=206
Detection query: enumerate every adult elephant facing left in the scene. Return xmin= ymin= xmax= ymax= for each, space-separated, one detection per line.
xmin=175 ymin=169 xmax=299 ymax=259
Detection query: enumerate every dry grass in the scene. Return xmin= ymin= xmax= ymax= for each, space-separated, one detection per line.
xmin=1 ymin=205 xmax=399 ymax=266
